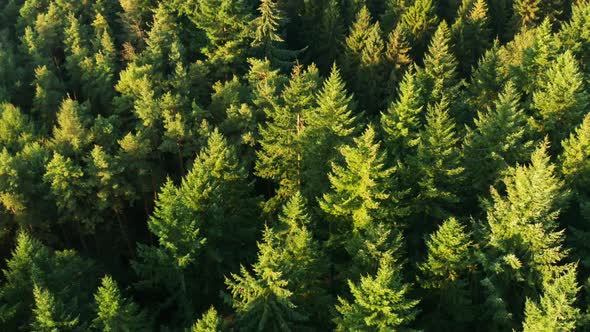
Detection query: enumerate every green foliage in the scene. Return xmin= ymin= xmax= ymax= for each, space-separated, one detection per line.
xmin=334 ymin=254 xmax=419 ymax=331
xmin=92 ymin=275 xmax=145 ymax=332
xmin=532 ymin=50 xmax=590 ymax=147
xmin=191 ymin=307 xmax=225 ymax=332
xmin=31 ymin=285 xmax=80 ymax=332
xmin=522 ymin=265 xmax=580 ymax=332
xmin=400 ymin=0 xmax=438 ymax=57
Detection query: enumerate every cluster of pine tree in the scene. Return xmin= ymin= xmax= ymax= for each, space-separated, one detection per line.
xmin=2 ymin=0 xmax=590 ymax=330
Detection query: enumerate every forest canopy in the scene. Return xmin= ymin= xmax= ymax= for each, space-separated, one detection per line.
xmin=1 ymin=0 xmax=590 ymax=331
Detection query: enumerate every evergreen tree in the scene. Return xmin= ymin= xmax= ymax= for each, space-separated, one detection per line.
xmin=92 ymin=275 xmax=145 ymax=332
xmin=463 ymin=82 xmax=534 ymax=199
xmin=301 ymin=64 xmax=358 ymax=201
xmin=466 ymin=43 xmax=504 ymax=112
xmin=418 ymin=217 xmax=474 ymax=328
xmin=419 ymin=21 xmax=461 ymax=118
xmin=559 ymin=1 xmax=590 ymax=74
xmin=334 ymin=253 xmax=419 ymax=331
xmin=513 ymin=0 xmax=543 ymax=31
xmin=408 ymin=99 xmax=464 ymax=228
xmin=451 ymin=0 xmax=491 ymax=75
xmin=383 ymin=25 xmax=413 ymax=98
xmin=316 ymin=0 xmax=345 ymax=72
xmin=50 ymin=98 xmax=91 ymax=157
xmin=532 ymin=51 xmax=590 ymax=147
xmin=400 ymin=0 xmax=438 ymax=58
xmin=255 ymin=64 xmax=320 ymax=211
xmin=191 ymin=307 xmax=226 ymax=332
xmin=480 ymin=141 xmax=570 ymax=329
xmin=224 ymin=230 xmax=307 ymax=331
xmin=251 ymin=0 xmax=297 ymax=69
xmin=522 ymin=265 xmax=580 ymax=332
xmin=380 ymin=68 xmax=424 ymax=159
xmin=31 ymin=285 xmax=80 ymax=332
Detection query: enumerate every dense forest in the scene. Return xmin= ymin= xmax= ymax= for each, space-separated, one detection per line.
xmin=3 ymin=0 xmax=590 ymax=330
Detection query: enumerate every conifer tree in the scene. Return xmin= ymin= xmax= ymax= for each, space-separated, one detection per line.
xmin=334 ymin=253 xmax=419 ymax=331
xmin=92 ymin=275 xmax=145 ymax=332
xmin=316 ymin=0 xmax=345 ymax=72
xmin=408 ymin=99 xmax=463 ymax=227
xmin=31 ymin=285 xmax=80 ymax=332
xmin=256 ymin=64 xmax=320 ymax=210
xmin=532 ymin=51 xmax=590 ymax=147
xmin=380 ymin=68 xmax=424 ymax=160
xmin=183 ymin=0 xmax=252 ymax=79
xmin=225 ymin=232 xmax=307 ymax=331
xmin=466 ymin=43 xmax=504 ymax=112
xmin=522 ymin=265 xmax=580 ymax=332
xmin=400 ymin=0 xmax=438 ymax=58
xmin=451 ymin=0 xmax=490 ymax=75
xmin=251 ymin=0 xmax=297 ymax=69
xmin=559 ymin=1 xmax=590 ymax=73
xmin=302 ymin=64 xmax=357 ymax=201
xmin=50 ymin=98 xmax=91 ymax=157
xmin=463 ymin=82 xmax=533 ymax=199
xmin=381 ymin=0 xmax=407 ymax=33
xmin=419 ymin=21 xmax=461 ymax=112
xmin=419 ymin=217 xmax=474 ymax=328
xmin=31 ymin=65 xmax=64 ymax=130
xmin=513 ymin=0 xmax=543 ymax=31
xmin=0 ymin=232 xmax=50 ymax=330
xmin=480 ymin=141 xmax=570 ymax=329
xmin=320 ymin=125 xmax=396 ymax=232
xmin=384 ymin=25 xmax=413 ymax=97
xmin=192 ymin=307 xmax=226 ymax=332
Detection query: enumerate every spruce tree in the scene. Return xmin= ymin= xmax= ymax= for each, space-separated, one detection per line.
xmin=418 ymin=217 xmax=475 ymax=328
xmin=334 ymin=253 xmax=419 ymax=331
xmin=383 ymin=25 xmax=413 ymax=98
xmin=316 ymin=0 xmax=345 ymax=72
xmin=92 ymin=275 xmax=145 ymax=332
xmin=191 ymin=307 xmax=226 ymax=332
xmin=419 ymin=21 xmax=461 ymax=118
xmin=408 ymin=99 xmax=464 ymax=228
xmin=320 ymin=125 xmax=396 ymax=232
xmin=30 ymin=285 xmax=80 ymax=332
xmin=522 ymin=265 xmax=580 ymax=332
xmin=255 ymin=64 xmax=320 ymax=211
xmin=380 ymin=68 xmax=424 ymax=160
xmin=251 ymin=0 xmax=297 ymax=69
xmin=400 ymin=0 xmax=438 ymax=58
xmin=50 ymin=98 xmax=91 ymax=157
xmin=466 ymin=43 xmax=504 ymax=112
xmin=532 ymin=51 xmax=590 ymax=147
xmin=302 ymin=64 xmax=358 ymax=201
xmin=559 ymin=1 xmax=590 ymax=74
xmin=480 ymin=141 xmax=570 ymax=329
xmin=513 ymin=0 xmax=543 ymax=31
xmin=463 ymin=82 xmax=534 ymax=199
xmin=451 ymin=0 xmax=491 ymax=75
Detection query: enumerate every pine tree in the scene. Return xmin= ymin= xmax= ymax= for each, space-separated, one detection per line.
xmin=334 ymin=253 xmax=419 ymax=331
xmin=316 ymin=0 xmax=345 ymax=72
xmin=451 ymin=0 xmax=490 ymax=75
xmin=380 ymin=68 xmax=424 ymax=160
xmin=225 ymin=236 xmax=307 ymax=331
xmin=466 ymin=43 xmax=504 ymax=112
xmin=255 ymin=64 xmax=320 ymax=210
xmin=381 ymin=0 xmax=407 ymax=33
xmin=480 ymin=141 xmax=570 ymax=329
xmin=320 ymin=125 xmax=396 ymax=232
xmin=400 ymin=0 xmax=438 ymax=58
xmin=419 ymin=21 xmax=461 ymax=112
xmin=408 ymin=99 xmax=464 ymax=227
xmin=418 ymin=217 xmax=474 ymax=328
xmin=251 ymin=0 xmax=297 ymax=69
xmin=31 ymin=285 xmax=79 ymax=332
xmin=532 ymin=51 xmax=590 ymax=147
xmin=0 ymin=232 xmax=50 ymax=330
xmin=191 ymin=307 xmax=226 ymax=332
xmin=30 ymin=65 xmax=64 ymax=130
xmin=92 ymin=275 xmax=145 ymax=332
xmin=383 ymin=25 xmax=413 ymax=98
xmin=513 ymin=0 xmax=543 ymax=31
xmin=0 ymin=103 xmax=35 ymax=153
xmin=302 ymin=64 xmax=358 ymax=201
xmin=558 ymin=1 xmax=590 ymax=74
xmin=50 ymin=98 xmax=91 ymax=157
xmin=522 ymin=265 xmax=580 ymax=332
xmin=183 ymin=0 xmax=252 ymax=79
xmin=463 ymin=82 xmax=534 ymax=199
